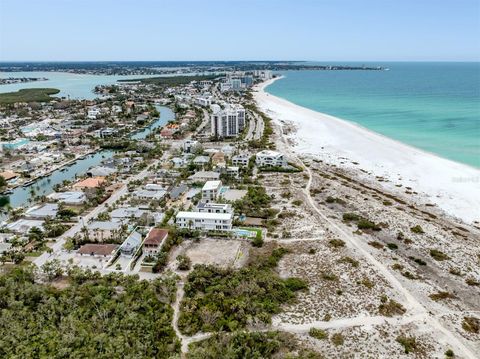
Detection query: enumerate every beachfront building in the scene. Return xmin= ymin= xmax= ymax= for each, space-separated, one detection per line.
xmin=196 ymin=202 xmax=233 ymax=214
xmin=210 ymin=104 xmax=246 ymax=138
xmin=255 ymin=150 xmax=288 ymax=168
xmin=175 ymin=211 xmax=233 ymax=232
xmin=201 ymin=180 xmax=222 ymax=202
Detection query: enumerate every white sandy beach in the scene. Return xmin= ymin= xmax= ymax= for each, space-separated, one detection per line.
xmin=254 ymin=77 xmax=480 ymax=224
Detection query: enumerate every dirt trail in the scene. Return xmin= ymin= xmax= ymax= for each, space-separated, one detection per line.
xmin=272 ymin=119 xmax=478 ymax=359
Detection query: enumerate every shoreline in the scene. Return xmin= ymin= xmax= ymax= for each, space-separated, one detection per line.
xmin=254 ymin=77 xmax=480 ymax=224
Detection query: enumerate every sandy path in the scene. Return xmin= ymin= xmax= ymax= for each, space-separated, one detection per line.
xmin=264 ymin=104 xmax=478 ymax=359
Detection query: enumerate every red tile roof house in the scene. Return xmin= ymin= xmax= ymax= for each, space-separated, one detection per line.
xmin=143 ymin=228 xmax=168 ymax=254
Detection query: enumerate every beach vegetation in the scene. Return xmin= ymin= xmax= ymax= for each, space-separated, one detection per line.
xmin=445 ymin=349 xmax=455 ymax=358
xmin=387 ymin=243 xmax=398 ymax=250
xmin=410 ymin=225 xmax=425 ymax=234
xmin=465 ymin=277 xmax=480 ymax=286
xmin=343 ymin=212 xmax=361 ymax=221
xmin=331 ymin=333 xmax=345 ymax=346
xmin=177 ymin=254 xmax=191 ymax=270
xmin=329 ymin=238 xmax=345 ymax=248
xmin=178 ymin=247 xmax=306 ymax=335
xmin=429 ymin=291 xmax=456 ymax=301
xmin=357 ymin=219 xmax=382 ymax=231
xmin=396 ymin=335 xmax=418 ymax=354
xmin=368 ymin=241 xmax=384 ymax=249
xmin=321 ymin=272 xmax=338 ymax=281
xmin=309 ymin=328 xmax=328 ymax=340
xmin=188 ymin=331 xmax=321 ymax=359
xmin=379 ymin=298 xmax=406 ymax=316
xmin=462 ymin=316 xmax=479 ymax=333
xmin=338 ymin=256 xmax=359 ymax=268
xmin=430 ymin=249 xmax=450 ymax=261
xmin=360 ymin=277 xmax=375 ymax=289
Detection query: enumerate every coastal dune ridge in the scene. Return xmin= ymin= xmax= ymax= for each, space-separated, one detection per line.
xmin=255 ymin=77 xmax=480 ymax=224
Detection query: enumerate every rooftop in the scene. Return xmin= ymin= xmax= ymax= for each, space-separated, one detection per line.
xmin=73 ymin=176 xmax=105 ymax=189
xmin=202 ymin=180 xmax=222 ymax=191
xmin=77 ymin=243 xmax=118 ymax=256
xmin=144 ymin=228 xmax=168 ymax=246
xmin=176 ymin=211 xmax=232 ymax=220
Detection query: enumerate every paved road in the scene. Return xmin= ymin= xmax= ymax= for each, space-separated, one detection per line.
xmin=33 ymin=166 xmax=152 ymax=268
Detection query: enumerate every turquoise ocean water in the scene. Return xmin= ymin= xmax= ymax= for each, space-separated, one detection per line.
xmin=265 ymin=62 xmax=480 ymax=168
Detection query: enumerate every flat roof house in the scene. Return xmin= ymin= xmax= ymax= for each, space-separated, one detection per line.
xmin=25 ymin=203 xmax=59 ymax=219
xmin=48 ymin=191 xmax=86 ymax=205
xmin=119 ymin=230 xmax=142 ymax=257
xmin=143 ymin=228 xmax=168 ymax=254
xmin=188 ymin=171 xmax=220 ymax=183
xmin=232 ymin=153 xmax=251 ymax=167
xmin=201 ymin=180 xmax=222 ymax=202
xmin=175 ymin=211 xmax=233 ymax=232
xmin=196 ymin=202 xmax=233 ymax=214
xmin=255 ymin=150 xmax=288 ymax=168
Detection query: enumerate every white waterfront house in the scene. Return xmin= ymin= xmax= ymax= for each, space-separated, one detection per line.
xmin=210 ymin=104 xmax=245 ymax=138
xmin=255 ymin=150 xmax=288 ymax=168
xmin=196 ymin=202 xmax=233 ymax=214
xmin=175 ymin=211 xmax=233 ymax=231
xmin=201 ymin=180 xmax=222 ymax=202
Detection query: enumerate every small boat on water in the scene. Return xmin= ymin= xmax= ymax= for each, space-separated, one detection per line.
xmin=2 ymin=189 xmax=13 ymax=195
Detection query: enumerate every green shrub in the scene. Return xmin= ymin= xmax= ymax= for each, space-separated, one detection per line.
xmin=329 ymin=239 xmax=345 ymax=248
xmin=430 ymin=249 xmax=450 ymax=261
xmin=331 ymin=333 xmax=344 ymax=346
xmin=396 ymin=335 xmax=417 ymax=354
xmin=176 ymin=255 xmax=191 ymax=271
xmin=387 ymin=243 xmax=398 ymax=250
xmin=343 ymin=212 xmax=361 ymax=221
xmin=379 ymin=299 xmax=406 ymax=317
xmin=309 ymin=328 xmax=327 ymax=340
xmin=410 ymin=225 xmax=424 ymax=234
xmin=357 ymin=219 xmax=381 ymax=231
xmin=462 ymin=316 xmax=479 ymax=333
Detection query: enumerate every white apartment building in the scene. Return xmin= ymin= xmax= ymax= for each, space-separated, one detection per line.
xmin=210 ymin=104 xmax=246 ymax=138
xmin=175 ymin=211 xmax=233 ymax=231
xmin=201 ymin=180 xmax=222 ymax=202
xmin=255 ymin=150 xmax=288 ymax=168
xmin=195 ymin=95 xmax=213 ymax=107
xmin=196 ymin=202 xmax=233 ymax=214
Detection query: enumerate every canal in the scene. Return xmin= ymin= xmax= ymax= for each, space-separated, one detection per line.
xmin=5 ymin=105 xmax=174 ymax=209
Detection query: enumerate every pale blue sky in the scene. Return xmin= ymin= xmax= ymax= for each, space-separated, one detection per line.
xmin=1 ymin=0 xmax=479 ymax=61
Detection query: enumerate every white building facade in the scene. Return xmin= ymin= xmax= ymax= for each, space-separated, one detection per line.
xmin=210 ymin=104 xmax=246 ymax=138
xmin=175 ymin=211 xmax=233 ymax=231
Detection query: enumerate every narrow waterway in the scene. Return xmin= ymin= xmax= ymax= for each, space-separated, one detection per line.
xmin=5 ymin=105 xmax=174 ymax=208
